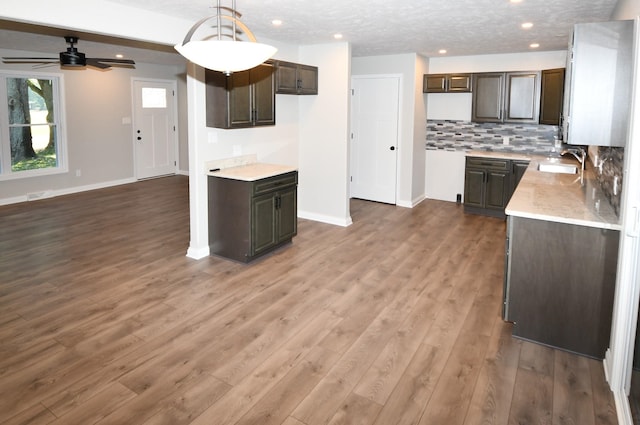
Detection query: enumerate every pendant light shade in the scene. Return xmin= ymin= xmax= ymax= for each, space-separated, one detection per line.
xmin=175 ymin=0 xmax=277 ymax=75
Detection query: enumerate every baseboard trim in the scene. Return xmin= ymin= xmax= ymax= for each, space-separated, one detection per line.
xmin=297 ymin=210 xmax=353 ymax=227
xmin=397 ymin=194 xmax=426 ymax=208
xmin=186 ymin=245 xmax=210 ymax=260
xmin=0 ymin=177 xmax=137 ymax=206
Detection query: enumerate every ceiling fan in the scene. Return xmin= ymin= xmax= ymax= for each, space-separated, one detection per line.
xmin=2 ymin=36 xmax=135 ymax=69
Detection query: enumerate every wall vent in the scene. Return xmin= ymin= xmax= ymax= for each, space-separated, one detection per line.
xmin=26 ymin=191 xmax=51 ymax=201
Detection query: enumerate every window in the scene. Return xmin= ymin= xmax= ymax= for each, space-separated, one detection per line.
xmin=0 ymin=71 xmax=66 ymax=180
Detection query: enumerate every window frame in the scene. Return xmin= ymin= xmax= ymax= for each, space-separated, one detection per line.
xmin=0 ymin=70 xmax=68 ymax=181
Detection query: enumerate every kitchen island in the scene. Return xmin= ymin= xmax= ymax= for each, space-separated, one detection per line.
xmin=207 ymin=155 xmax=298 ymax=263
xmin=503 ymin=158 xmax=620 ymax=358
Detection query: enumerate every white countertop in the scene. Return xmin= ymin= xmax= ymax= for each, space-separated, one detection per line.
xmin=207 ymin=162 xmax=297 ymax=181
xmin=506 ymin=158 xmax=621 ymax=230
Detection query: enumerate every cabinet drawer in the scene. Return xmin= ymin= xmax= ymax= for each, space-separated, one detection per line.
xmin=466 ymin=157 xmax=510 ymax=171
xmin=252 ymin=172 xmax=298 ymax=195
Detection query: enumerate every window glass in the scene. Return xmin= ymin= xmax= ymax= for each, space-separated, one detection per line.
xmin=1 ymin=74 xmax=63 ymax=177
xmin=142 ymin=87 xmax=167 ymax=108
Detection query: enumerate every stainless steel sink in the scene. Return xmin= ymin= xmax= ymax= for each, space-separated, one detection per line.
xmin=537 ymin=162 xmax=578 ymax=174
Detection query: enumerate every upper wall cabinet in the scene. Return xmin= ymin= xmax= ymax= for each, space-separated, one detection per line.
xmin=423 ymin=74 xmax=472 ymax=93
xmin=472 ymin=71 xmax=540 ymax=124
xmin=563 ymin=20 xmax=633 ymax=147
xmin=205 ymin=63 xmax=276 ymax=129
xmin=539 ymin=68 xmax=565 ymax=126
xmin=275 ymin=61 xmax=318 ymax=95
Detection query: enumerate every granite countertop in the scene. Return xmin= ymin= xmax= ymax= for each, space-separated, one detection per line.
xmin=208 ymin=162 xmax=297 ymax=181
xmin=506 ymin=158 xmax=621 ymax=230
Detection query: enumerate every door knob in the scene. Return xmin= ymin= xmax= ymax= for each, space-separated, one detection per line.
xmin=390 ymin=146 xmax=395 ymax=151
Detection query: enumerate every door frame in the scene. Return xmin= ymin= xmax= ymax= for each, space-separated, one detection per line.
xmin=131 ymin=77 xmax=179 ymax=179
xmin=349 ymin=73 xmax=402 ymax=205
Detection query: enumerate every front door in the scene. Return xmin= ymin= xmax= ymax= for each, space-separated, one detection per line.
xmin=133 ymin=79 xmax=177 ymax=179
xmin=350 ymin=75 xmax=400 ymax=204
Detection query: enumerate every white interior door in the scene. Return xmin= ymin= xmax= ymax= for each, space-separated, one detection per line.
xmin=350 ymin=75 xmax=399 ymax=204
xmin=133 ymin=79 xmax=177 ymax=179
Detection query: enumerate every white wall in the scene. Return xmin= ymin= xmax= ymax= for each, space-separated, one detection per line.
xmin=298 ymin=43 xmax=352 ymax=226
xmin=0 ymin=49 xmax=187 ymax=203
xmin=351 ymin=53 xmax=426 ymax=207
xmin=606 ymin=3 xmax=640 ymax=425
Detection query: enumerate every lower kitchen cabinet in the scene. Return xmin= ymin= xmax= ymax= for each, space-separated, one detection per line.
xmin=208 ymin=171 xmax=297 ymax=262
xmin=504 ymin=216 xmax=619 ymax=359
xmin=510 ymin=160 xmax=529 ymax=195
xmin=464 ymin=157 xmax=512 ymax=218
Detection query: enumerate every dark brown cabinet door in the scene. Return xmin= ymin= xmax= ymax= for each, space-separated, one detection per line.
xmin=205 ymin=63 xmax=275 ymax=129
xmin=423 ymin=74 xmax=447 ymax=93
xmin=464 ymin=169 xmax=485 ymax=208
xmin=423 ymin=74 xmax=471 ymax=93
xmin=472 ymin=73 xmax=504 ymax=122
xmin=229 ymin=69 xmax=252 ymax=127
xmin=275 ymin=61 xmax=318 ymax=95
xmin=472 ymin=71 xmax=540 ymax=123
xmin=485 ymin=171 xmax=509 ymax=210
xmin=251 ymin=192 xmax=278 ymax=255
xmin=296 ymin=65 xmax=318 ymax=95
xmin=504 ymin=71 xmax=540 ymax=123
xmin=251 ymin=64 xmax=276 ymax=125
xmin=539 ymin=68 xmax=565 ymax=125
xmin=277 ymin=186 xmax=297 ymax=241
xmin=448 ymin=74 xmax=472 ymax=92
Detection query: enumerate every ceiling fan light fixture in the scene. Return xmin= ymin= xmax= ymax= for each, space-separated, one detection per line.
xmin=175 ymin=0 xmax=277 ymax=75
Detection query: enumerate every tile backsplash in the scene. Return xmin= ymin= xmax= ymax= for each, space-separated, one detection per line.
xmin=426 ymin=119 xmax=625 ymax=217
xmin=426 ymin=120 xmax=558 ymax=155
xmin=591 ymin=146 xmax=624 ymax=217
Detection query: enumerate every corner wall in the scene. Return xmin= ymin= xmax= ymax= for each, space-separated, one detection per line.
xmin=351 ymin=53 xmax=426 ymax=207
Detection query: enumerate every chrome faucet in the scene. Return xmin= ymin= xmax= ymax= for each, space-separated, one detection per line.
xmin=560 ymin=147 xmax=586 ymax=171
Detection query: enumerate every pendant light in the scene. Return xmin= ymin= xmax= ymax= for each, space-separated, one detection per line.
xmin=175 ymin=0 xmax=277 ymax=75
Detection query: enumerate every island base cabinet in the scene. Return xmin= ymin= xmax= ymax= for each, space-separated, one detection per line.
xmin=208 ymin=172 xmax=297 ymax=263
xmin=504 ymin=216 xmax=619 ymax=359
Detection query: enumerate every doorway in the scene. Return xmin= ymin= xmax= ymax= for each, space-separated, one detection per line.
xmin=350 ymin=75 xmax=400 ymax=205
xmin=132 ymin=79 xmax=178 ymax=179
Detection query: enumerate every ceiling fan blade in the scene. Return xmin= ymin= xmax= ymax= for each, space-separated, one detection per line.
xmin=89 ymin=58 xmax=136 ymax=65
xmin=84 ymin=59 xmax=111 ymax=69
xmin=2 ymin=57 xmax=59 ymax=63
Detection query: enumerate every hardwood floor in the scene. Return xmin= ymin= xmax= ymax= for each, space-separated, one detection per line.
xmin=0 ymin=175 xmax=617 ymax=425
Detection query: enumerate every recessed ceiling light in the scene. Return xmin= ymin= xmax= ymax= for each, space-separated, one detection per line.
xmin=115 ymin=54 xmax=124 ymax=59
xmin=530 ymin=43 xmax=540 ymax=48
xmin=272 ymin=19 xmax=282 ymax=26
xmin=334 ymin=33 xmax=343 ymax=40
xmin=521 ymin=22 xmax=533 ymax=29
xmin=510 ymin=0 xmax=523 ymax=3
xmin=439 ymin=49 xmax=447 ymax=54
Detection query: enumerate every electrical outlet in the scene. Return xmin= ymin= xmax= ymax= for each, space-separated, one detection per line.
xmin=502 ymin=136 xmax=510 ymax=145
xmin=75 ymin=169 xmax=81 ymax=177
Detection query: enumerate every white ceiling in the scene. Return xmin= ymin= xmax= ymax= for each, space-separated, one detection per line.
xmin=0 ymin=0 xmax=619 ymax=65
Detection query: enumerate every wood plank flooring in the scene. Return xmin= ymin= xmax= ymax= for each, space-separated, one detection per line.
xmin=0 ymin=175 xmax=618 ymax=425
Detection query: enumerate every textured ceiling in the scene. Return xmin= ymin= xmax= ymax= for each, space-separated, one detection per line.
xmin=0 ymin=0 xmax=619 ymax=65
xmin=105 ymin=0 xmax=618 ymax=56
